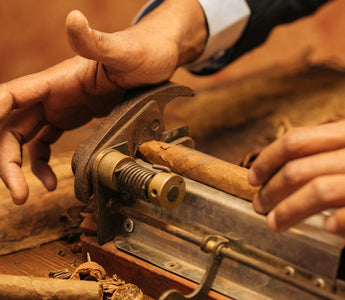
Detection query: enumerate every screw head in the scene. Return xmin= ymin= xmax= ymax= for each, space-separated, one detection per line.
xmin=123 ymin=218 xmax=135 ymax=233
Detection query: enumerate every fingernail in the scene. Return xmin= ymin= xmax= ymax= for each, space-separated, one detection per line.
xmin=267 ymin=211 xmax=280 ymax=232
xmin=325 ymin=216 xmax=338 ymax=232
xmin=252 ymin=194 xmax=265 ymax=213
xmin=248 ymin=169 xmax=259 ymax=186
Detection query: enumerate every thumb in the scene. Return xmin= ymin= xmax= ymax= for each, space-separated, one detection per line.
xmin=65 ymin=10 xmax=103 ymax=61
xmin=65 ymin=10 xmax=140 ymax=70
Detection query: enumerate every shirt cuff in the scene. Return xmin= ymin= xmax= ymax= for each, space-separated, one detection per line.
xmin=132 ymin=0 xmax=250 ymax=74
xmin=186 ymin=0 xmax=250 ymax=73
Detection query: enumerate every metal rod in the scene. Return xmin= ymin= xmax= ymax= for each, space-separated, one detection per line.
xmin=118 ymin=204 xmax=343 ymax=300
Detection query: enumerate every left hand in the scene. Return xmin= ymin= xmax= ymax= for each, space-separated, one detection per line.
xmin=248 ymin=120 xmax=345 ymax=233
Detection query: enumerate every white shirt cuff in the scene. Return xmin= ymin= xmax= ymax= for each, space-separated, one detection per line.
xmin=132 ymin=0 xmax=251 ymax=73
xmin=186 ymin=0 xmax=250 ymax=72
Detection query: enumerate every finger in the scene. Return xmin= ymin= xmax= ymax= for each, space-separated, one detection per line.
xmin=0 ymin=91 xmax=15 ymax=123
xmin=0 ymin=104 xmax=44 ymax=204
xmin=28 ymin=125 xmax=63 ymax=191
xmin=65 ymin=10 xmax=144 ymax=71
xmin=0 ymin=130 xmax=28 ymax=204
xmin=324 ymin=207 xmax=345 ymax=233
xmin=248 ymin=121 xmax=345 ymax=186
xmin=65 ymin=10 xmax=95 ymax=58
xmin=266 ymin=174 xmax=345 ymax=232
xmin=254 ymin=148 xmax=345 ymax=213
xmin=0 ymin=70 xmax=51 ymax=125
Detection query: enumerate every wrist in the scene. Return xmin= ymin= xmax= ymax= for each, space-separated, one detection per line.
xmin=134 ymin=0 xmax=208 ymax=67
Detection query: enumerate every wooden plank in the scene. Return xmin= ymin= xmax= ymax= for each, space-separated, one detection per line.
xmin=0 ymin=240 xmax=83 ymax=277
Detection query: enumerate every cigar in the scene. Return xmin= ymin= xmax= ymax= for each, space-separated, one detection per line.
xmin=0 ymin=274 xmax=102 ymax=300
xmin=137 ymin=141 xmax=259 ymax=201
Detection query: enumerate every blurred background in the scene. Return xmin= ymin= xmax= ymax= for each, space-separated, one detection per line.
xmin=1 ymin=0 xmax=344 ymax=87
xmin=0 ymin=0 xmax=345 ymax=157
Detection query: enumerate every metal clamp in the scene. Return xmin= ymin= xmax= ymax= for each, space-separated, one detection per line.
xmin=96 ymin=149 xmax=185 ymax=210
xmin=159 ymin=235 xmax=229 ymax=300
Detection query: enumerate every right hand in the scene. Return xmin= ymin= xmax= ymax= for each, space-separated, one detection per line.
xmin=249 ymin=120 xmax=345 ymax=233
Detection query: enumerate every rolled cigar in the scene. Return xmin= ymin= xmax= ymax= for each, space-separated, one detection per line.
xmin=0 ymin=274 xmax=102 ymax=300
xmin=137 ymin=141 xmax=259 ymax=201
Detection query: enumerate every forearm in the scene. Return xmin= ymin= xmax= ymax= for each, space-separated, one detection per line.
xmin=133 ymin=0 xmax=208 ymax=66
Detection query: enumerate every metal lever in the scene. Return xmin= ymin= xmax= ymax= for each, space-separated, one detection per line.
xmin=159 ymin=236 xmax=229 ymax=300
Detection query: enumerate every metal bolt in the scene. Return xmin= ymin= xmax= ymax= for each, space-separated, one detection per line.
xmin=315 ymin=278 xmax=325 ymax=289
xmin=284 ymin=266 xmax=295 ymax=276
xmin=123 ymin=218 xmax=135 ymax=233
xmin=151 ymin=119 xmax=160 ymax=131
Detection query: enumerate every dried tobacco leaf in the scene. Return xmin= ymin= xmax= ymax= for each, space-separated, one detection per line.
xmin=71 ymin=261 xmax=106 ymax=281
xmin=111 ymin=283 xmax=143 ymax=300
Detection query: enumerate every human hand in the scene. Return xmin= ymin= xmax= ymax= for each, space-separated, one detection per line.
xmin=0 ymin=1 xmax=207 ymax=204
xmin=248 ymin=120 xmax=345 ymax=233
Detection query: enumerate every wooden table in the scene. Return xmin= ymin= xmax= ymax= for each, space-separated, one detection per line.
xmin=0 ymin=239 xmax=153 ymax=299
xmin=0 ymin=240 xmax=83 ymax=277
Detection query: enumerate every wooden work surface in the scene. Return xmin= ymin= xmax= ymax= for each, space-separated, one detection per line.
xmin=0 ymin=239 xmax=154 ymax=300
xmin=0 ymin=240 xmax=83 ymax=277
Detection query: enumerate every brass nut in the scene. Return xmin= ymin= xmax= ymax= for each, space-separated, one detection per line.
xmin=148 ymin=172 xmax=185 ymax=210
xmin=97 ymin=150 xmax=134 ymax=190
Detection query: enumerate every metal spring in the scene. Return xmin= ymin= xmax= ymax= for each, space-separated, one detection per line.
xmin=116 ymin=161 xmax=155 ymax=200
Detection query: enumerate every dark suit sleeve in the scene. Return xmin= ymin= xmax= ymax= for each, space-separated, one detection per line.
xmin=193 ymin=0 xmax=330 ymax=75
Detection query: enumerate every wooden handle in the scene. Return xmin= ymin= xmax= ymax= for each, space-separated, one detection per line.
xmin=137 ymin=141 xmax=259 ymax=201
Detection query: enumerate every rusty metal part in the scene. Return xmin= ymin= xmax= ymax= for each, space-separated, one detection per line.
xmin=96 ymin=149 xmax=185 ymax=210
xmin=72 ymin=82 xmax=193 ymax=204
xmin=72 ymin=82 xmax=193 ymax=244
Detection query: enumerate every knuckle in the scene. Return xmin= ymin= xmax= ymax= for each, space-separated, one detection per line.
xmin=281 ymin=129 xmax=303 ymax=157
xmin=281 ymin=162 xmax=301 ymax=187
xmin=309 ymin=177 xmax=332 ymax=204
